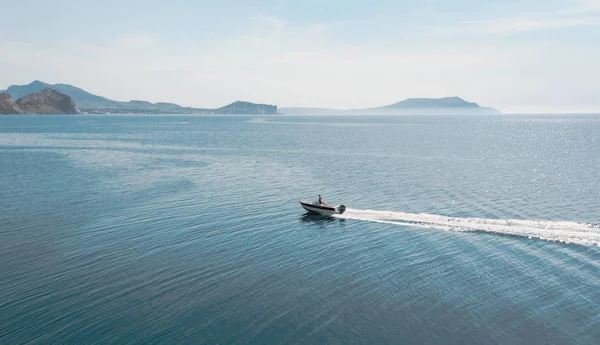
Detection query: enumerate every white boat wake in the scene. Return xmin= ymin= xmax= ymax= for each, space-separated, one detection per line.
xmin=336 ymin=208 xmax=600 ymax=246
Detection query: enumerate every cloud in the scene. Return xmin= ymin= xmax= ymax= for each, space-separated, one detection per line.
xmin=567 ymin=0 xmax=600 ymax=14
xmin=118 ymin=34 xmax=157 ymax=47
xmin=457 ymin=15 xmax=600 ymax=34
xmin=255 ymin=16 xmax=287 ymax=37
xmin=431 ymin=0 xmax=600 ymax=36
xmin=306 ymin=23 xmax=329 ymax=34
xmin=0 ymin=40 xmax=33 ymax=47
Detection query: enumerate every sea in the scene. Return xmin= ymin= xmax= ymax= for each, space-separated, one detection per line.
xmin=1 ymin=114 xmax=599 ymax=344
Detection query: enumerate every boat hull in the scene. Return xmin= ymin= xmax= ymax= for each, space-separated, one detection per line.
xmin=299 ymin=201 xmax=346 ymax=216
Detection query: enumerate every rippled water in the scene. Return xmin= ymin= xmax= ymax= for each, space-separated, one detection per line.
xmin=1 ymin=114 xmax=600 ymax=344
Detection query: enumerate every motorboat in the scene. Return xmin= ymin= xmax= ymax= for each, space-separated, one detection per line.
xmin=299 ymin=200 xmax=346 ymax=216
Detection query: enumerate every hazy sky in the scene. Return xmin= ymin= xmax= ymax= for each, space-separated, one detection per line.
xmin=1 ymin=0 xmax=599 ymax=113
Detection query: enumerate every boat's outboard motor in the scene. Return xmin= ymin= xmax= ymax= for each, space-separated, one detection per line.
xmin=337 ymin=205 xmax=346 ymax=214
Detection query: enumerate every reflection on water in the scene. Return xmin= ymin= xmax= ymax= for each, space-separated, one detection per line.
xmin=299 ymin=213 xmax=346 ymax=225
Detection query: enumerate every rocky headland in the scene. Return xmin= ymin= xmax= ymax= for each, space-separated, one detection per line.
xmin=0 ymin=93 xmax=23 ymax=114
xmin=0 ymin=88 xmax=79 ymax=114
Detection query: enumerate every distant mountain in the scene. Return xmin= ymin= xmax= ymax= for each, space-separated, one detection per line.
xmin=1 ymin=81 xmax=278 ymax=115
xmin=369 ymin=97 xmax=500 ymax=114
xmin=1 ymin=80 xmax=112 ymax=108
xmin=216 ymin=101 xmax=277 ymax=115
xmin=280 ymin=97 xmax=501 ymax=115
xmin=0 ymin=88 xmax=78 ymax=114
xmin=1 ymin=81 xmax=499 ymax=115
xmin=376 ymin=96 xmax=479 ymax=109
xmin=51 ymin=83 xmax=115 ymax=108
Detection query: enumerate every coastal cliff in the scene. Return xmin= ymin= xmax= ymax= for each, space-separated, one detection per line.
xmin=15 ymin=88 xmax=79 ymax=114
xmin=0 ymin=93 xmax=24 ymax=114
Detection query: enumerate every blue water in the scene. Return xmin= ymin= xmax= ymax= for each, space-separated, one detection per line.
xmin=1 ymin=114 xmax=600 ymax=344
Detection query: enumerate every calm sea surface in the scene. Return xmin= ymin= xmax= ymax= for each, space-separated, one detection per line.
xmin=1 ymin=114 xmax=600 ymax=344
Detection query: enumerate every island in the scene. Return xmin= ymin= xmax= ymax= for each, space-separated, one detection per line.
xmin=215 ymin=101 xmax=277 ymax=115
xmin=280 ymin=97 xmax=501 ymax=115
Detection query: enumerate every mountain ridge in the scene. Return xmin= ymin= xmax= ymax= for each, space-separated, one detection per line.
xmin=2 ymin=81 xmax=501 ymax=115
xmin=1 ymin=81 xmax=278 ymax=115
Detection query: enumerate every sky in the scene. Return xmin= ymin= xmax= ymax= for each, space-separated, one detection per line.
xmin=1 ymin=0 xmax=599 ymax=113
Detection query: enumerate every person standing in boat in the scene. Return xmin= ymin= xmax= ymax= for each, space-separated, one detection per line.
xmin=318 ymin=194 xmax=328 ymax=206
